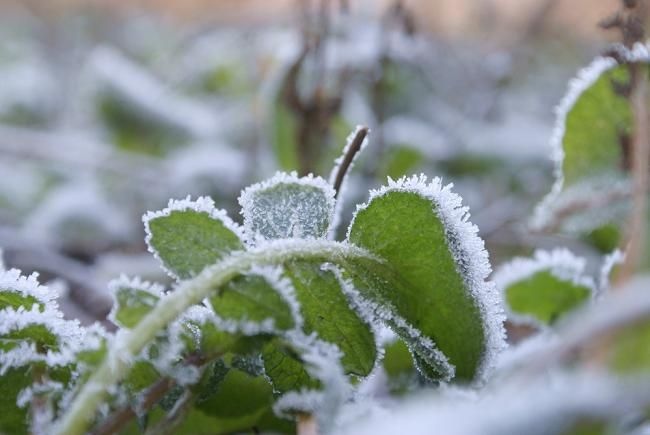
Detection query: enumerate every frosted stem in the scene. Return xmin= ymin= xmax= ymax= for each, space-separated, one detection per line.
xmin=53 ymin=240 xmax=372 ymax=435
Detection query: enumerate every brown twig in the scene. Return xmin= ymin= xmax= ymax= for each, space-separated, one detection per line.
xmin=332 ymin=126 xmax=369 ymax=198
xmin=91 ymin=353 xmax=207 ymax=435
xmin=92 ymin=377 xmax=175 ymax=435
xmin=599 ymin=0 xmax=650 ymax=283
xmin=618 ymin=59 xmax=649 ymax=281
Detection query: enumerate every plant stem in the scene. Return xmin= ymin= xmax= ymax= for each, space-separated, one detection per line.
xmin=618 ymin=60 xmax=649 ymax=282
xmin=53 ymin=240 xmax=372 ymax=435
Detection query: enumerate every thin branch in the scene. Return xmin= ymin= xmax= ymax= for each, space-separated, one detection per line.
xmin=618 ymin=59 xmax=649 ymax=282
xmin=332 ymin=126 xmax=369 ymax=198
xmin=92 ymin=378 xmax=175 ymax=435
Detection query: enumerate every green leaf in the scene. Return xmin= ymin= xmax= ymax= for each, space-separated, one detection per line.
xmin=494 ymin=250 xmax=594 ymax=327
xmin=108 ymin=277 xmax=162 ymax=329
xmin=239 ymin=172 xmax=335 ymax=241
xmin=0 ymin=292 xmax=42 ymax=312
xmin=0 ymin=367 xmax=31 ymax=434
xmin=285 ymin=261 xmax=376 ymax=377
xmin=606 ymin=317 xmax=650 ymax=375
xmin=98 ymin=94 xmax=189 ymax=157
xmin=559 ymin=63 xmax=632 ymax=186
xmin=346 ymin=177 xmax=505 ymax=383
xmin=0 ymin=269 xmax=55 ymax=312
xmin=209 ymin=272 xmax=297 ymax=333
xmin=262 ymin=340 xmax=320 ymax=394
xmin=381 ymin=146 xmax=424 ymax=180
xmin=584 ymin=223 xmax=621 ymax=254
xmin=0 ymin=324 xmax=59 ymax=352
xmin=504 ymin=271 xmax=592 ymax=326
xmin=172 ymin=367 xmax=282 ymax=435
xmin=382 ymin=339 xmax=418 ymax=394
xmin=144 ymin=197 xmax=244 ymax=279
xmin=124 ymin=360 xmax=160 ymax=395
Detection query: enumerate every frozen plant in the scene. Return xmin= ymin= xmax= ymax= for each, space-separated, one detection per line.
xmin=0 ymin=126 xmax=507 ymax=434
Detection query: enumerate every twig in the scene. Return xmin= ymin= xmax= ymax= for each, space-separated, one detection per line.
xmin=92 ymin=377 xmax=175 ymax=435
xmin=332 ymin=126 xmax=369 ymax=198
xmin=92 ymin=353 xmax=207 ymax=435
xmin=602 ymin=0 xmax=650 ymax=283
xmin=618 ymin=59 xmax=649 ymax=281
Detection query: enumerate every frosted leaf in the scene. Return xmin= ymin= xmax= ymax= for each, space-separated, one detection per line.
xmin=207 ymin=266 xmax=302 ymax=336
xmin=286 ymin=261 xmax=378 ymax=377
xmin=0 ymin=268 xmax=97 ymax=374
xmin=532 ymin=43 xmax=650 ymax=231
xmin=108 ymin=275 xmax=164 ymax=329
xmin=0 ymin=268 xmax=59 ymax=312
xmin=347 ymin=174 xmax=506 ymax=383
xmin=238 ymin=171 xmax=336 ymax=243
xmin=493 ymin=249 xmax=596 ymax=327
xmin=144 ymin=196 xmax=245 ymax=280
xmin=330 ymin=266 xmax=454 ymax=381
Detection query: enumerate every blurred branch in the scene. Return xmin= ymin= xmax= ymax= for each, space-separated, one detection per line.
xmin=601 ymin=0 xmax=650 ymax=282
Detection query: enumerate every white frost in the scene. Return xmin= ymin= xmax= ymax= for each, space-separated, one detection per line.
xmin=238 ymin=171 xmax=336 ymax=244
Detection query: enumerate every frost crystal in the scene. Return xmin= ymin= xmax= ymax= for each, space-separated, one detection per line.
xmin=349 ymin=174 xmax=507 ymax=383
xmin=238 ymin=171 xmax=336 ymax=243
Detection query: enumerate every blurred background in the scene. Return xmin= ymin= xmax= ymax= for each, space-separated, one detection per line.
xmin=0 ymin=0 xmax=625 ymax=325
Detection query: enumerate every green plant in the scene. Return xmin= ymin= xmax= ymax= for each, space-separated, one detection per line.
xmin=0 ymin=126 xmax=507 ymax=434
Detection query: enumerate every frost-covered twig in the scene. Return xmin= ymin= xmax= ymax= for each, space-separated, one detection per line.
xmin=331 ymin=126 xmax=369 ymax=198
xmin=54 ymin=240 xmax=372 ymax=435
